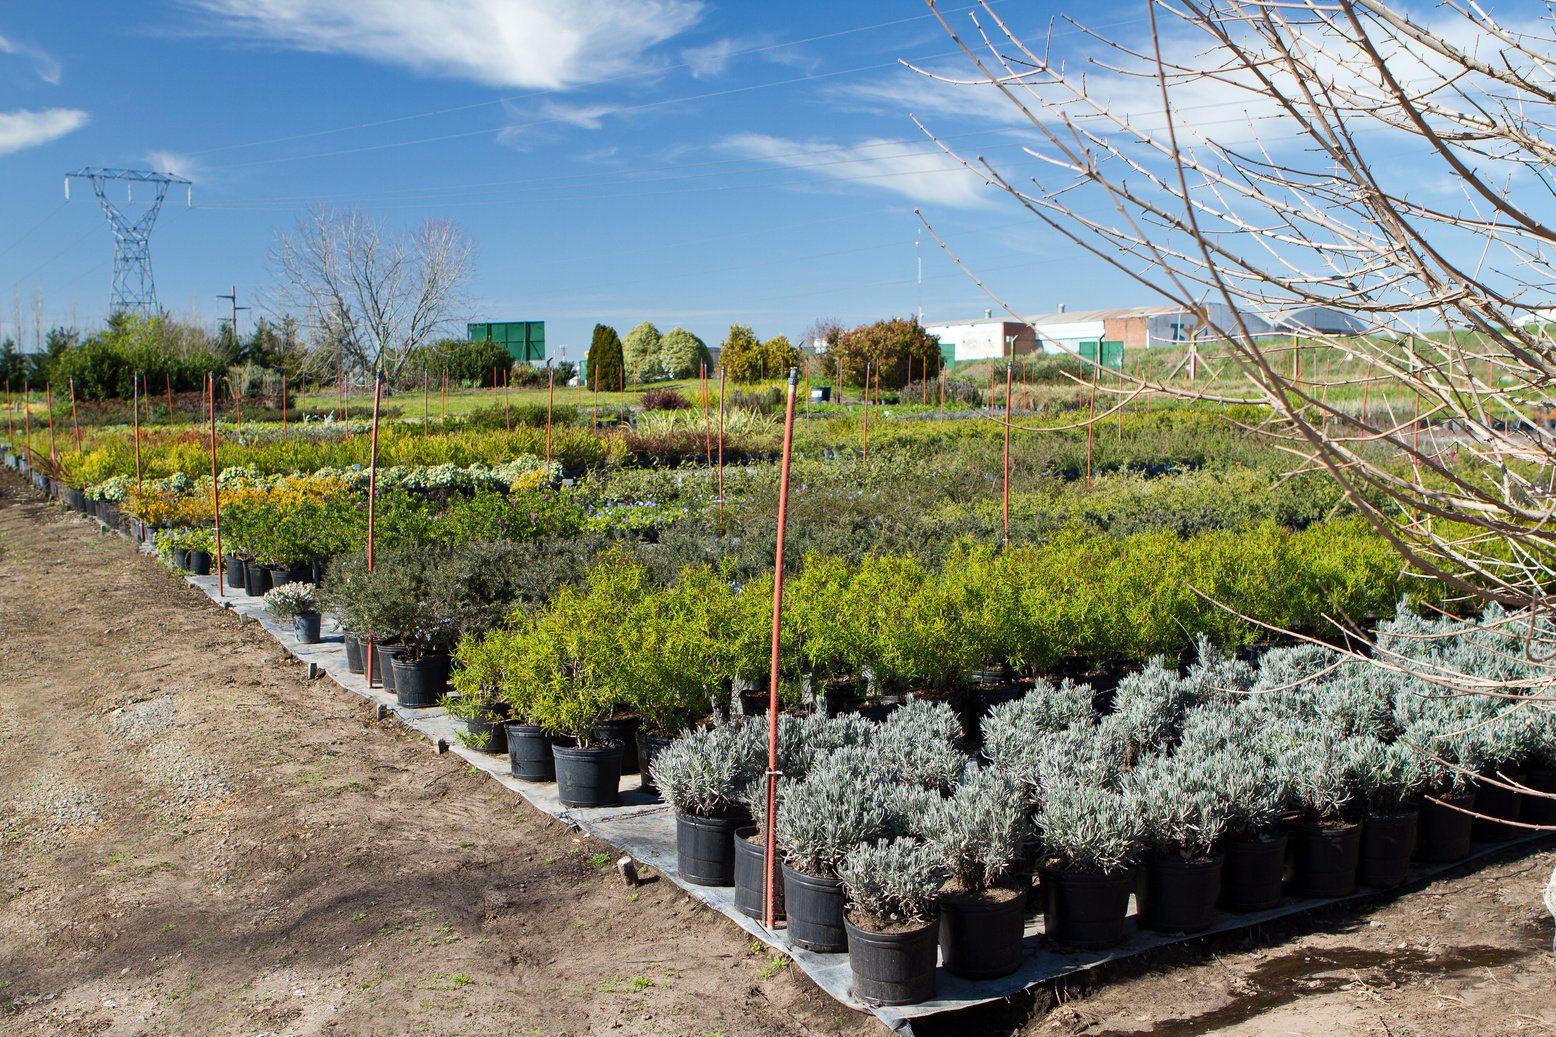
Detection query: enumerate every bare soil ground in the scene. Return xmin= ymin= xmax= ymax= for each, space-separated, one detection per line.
xmin=3 ymin=468 xmax=1556 ymax=1037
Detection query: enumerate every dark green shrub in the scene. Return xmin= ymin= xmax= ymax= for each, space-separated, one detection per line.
xmin=585 ymin=324 xmax=625 ymax=392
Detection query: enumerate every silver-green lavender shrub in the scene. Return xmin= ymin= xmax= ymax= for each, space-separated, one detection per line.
xmin=1036 ymin=783 xmax=1144 ymax=875
xmin=1355 ymin=738 xmax=1429 ymax=812
xmin=1286 ymin=735 xmax=1373 ymax=821
xmin=836 ymin=838 xmax=944 ymax=925
xmin=925 ymin=765 xmax=1030 ymax=890
xmin=1128 ymin=750 xmax=1237 ymax=858
xmin=650 ymin=724 xmax=751 ymax=817
xmin=774 ymin=747 xmax=902 ymax=877
xmin=876 ymin=700 xmax=965 ymax=794
xmin=1110 ymin=657 xmax=1195 ymax=751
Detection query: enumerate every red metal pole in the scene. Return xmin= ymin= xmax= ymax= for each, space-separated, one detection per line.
xmin=764 ymin=368 xmax=800 ymax=931
xmin=717 ymin=367 xmax=727 ymax=526
xmin=424 ymin=370 xmax=429 ymax=435
xmin=1004 ymin=362 xmax=1012 ymax=545
xmin=22 ymin=376 xmax=31 ymax=464
xmin=504 ymin=368 xmax=511 ymax=432
xmin=210 ymin=373 xmax=224 ymax=598
xmin=545 ymin=364 xmax=555 ymax=466
xmin=4 ymin=380 xmax=11 ymax=448
xmin=132 ymin=373 xmax=142 ymax=493
xmin=282 ymin=369 xmax=288 ymax=440
xmin=939 ymin=365 xmax=945 ymax=422
xmin=862 ymin=362 xmax=870 ymax=461
xmin=365 ymin=371 xmax=384 ymax=687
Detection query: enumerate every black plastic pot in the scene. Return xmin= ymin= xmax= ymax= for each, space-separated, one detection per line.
xmin=1217 ymin=831 xmax=1288 ymax=913
xmin=1358 ymin=809 xmax=1418 ymax=887
xmin=552 ymin=740 xmax=624 ymax=808
xmin=223 ymin=554 xmax=245 ymax=589
xmin=268 ymin=563 xmax=313 ymax=588
xmin=391 ymin=652 xmax=449 ymax=709
xmin=676 ymin=811 xmax=746 ymax=886
xmin=1471 ymin=773 xmax=1524 ymax=842
xmin=1137 ymin=852 xmax=1223 ymax=934
xmin=172 ymin=547 xmax=190 ymax=571
xmin=782 ymin=862 xmax=847 ymax=952
xmin=292 ymin=611 xmax=323 ymax=644
xmin=594 ymin=716 xmax=641 ymax=774
xmin=1290 ymin=820 xmax=1362 ymax=899
xmin=734 ymin=827 xmax=783 ymax=921
xmin=959 ymin=684 xmax=1026 ymax=741
xmin=1520 ymin=766 xmax=1556 ymax=827
xmin=637 ymin=733 xmax=675 ymax=795
xmin=187 ymin=550 xmax=211 ymax=576
xmin=462 ymin=707 xmax=509 ymax=754
xmin=373 ymin=642 xmax=405 ymax=692
xmin=844 ymin=916 xmax=939 ymax=1007
xmin=505 ymin=723 xmax=555 ymax=782
xmin=1040 ymin=865 xmax=1136 ymax=950
xmin=939 ymin=886 xmax=1026 ymax=979
xmin=342 ymin=633 xmax=364 ymax=675
xmin=242 ymin=559 xmax=271 ymax=597
xmin=1415 ymin=790 xmax=1476 ymax=863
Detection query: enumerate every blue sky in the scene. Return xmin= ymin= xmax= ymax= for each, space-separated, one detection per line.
xmin=0 ymin=1 xmax=1161 ymax=358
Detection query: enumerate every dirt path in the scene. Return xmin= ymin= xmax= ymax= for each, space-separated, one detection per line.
xmin=4 ymin=469 xmax=1556 ymax=1037
xmin=0 ymin=475 xmax=871 ymax=1037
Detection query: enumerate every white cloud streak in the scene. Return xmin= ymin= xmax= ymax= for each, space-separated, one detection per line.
xmin=0 ymin=108 xmax=88 ymax=156
xmin=723 ymin=133 xmax=992 ymax=209
xmin=682 ymin=38 xmax=737 ymax=79
xmin=145 ymin=149 xmax=206 ymax=182
xmin=0 ymin=33 xmax=62 ymax=84
xmin=182 ymin=0 xmax=705 ymax=90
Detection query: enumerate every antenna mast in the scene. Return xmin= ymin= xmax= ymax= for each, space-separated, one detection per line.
xmin=64 ymin=167 xmax=192 ymax=317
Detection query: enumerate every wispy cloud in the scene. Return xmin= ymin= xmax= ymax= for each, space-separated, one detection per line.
xmin=0 ymin=33 xmax=62 ymax=84
xmin=0 ymin=108 xmax=88 ymax=156
xmin=681 ymin=38 xmax=737 ymax=79
xmin=181 ymin=0 xmax=705 ymax=90
xmin=145 ymin=149 xmax=206 ymax=182
xmin=723 ymin=133 xmax=991 ymax=209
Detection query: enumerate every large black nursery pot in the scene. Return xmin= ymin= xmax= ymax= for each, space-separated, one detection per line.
xmin=1290 ymin=820 xmax=1362 ymax=899
xmin=223 ymin=554 xmax=245 ymax=589
xmin=552 ymin=739 xmax=624 ymax=808
xmin=268 ymin=562 xmax=313 ymax=588
xmin=734 ymin=827 xmax=784 ymax=921
xmin=844 ymin=915 xmax=939 ymax=1007
xmin=1520 ymin=766 xmax=1556 ymax=827
xmin=1040 ymin=865 xmax=1136 ymax=950
xmin=461 ymin=704 xmax=509 ymax=754
xmin=1357 ymin=809 xmax=1418 ymax=887
xmin=505 ymin=723 xmax=555 ymax=782
xmin=293 ymin=611 xmax=323 ymax=645
xmin=172 ymin=547 xmax=190 ymax=572
xmin=939 ymin=885 xmax=1026 ymax=979
xmin=1470 ymin=772 xmax=1524 ymax=842
xmin=187 ymin=550 xmax=211 ymax=577
xmin=782 ymin=862 xmax=848 ymax=952
xmin=636 ymin=733 xmax=675 ymax=796
xmin=342 ymin=633 xmax=364 ymax=675
xmin=1136 ymin=852 xmax=1223 ymax=934
xmin=676 ymin=811 xmax=746 ymax=886
xmin=1217 ymin=831 xmax=1288 ymax=913
xmin=594 ymin=715 xmax=641 ymax=774
xmin=391 ymin=651 xmax=449 ymax=709
xmin=243 ymin=559 xmax=272 ymax=597
xmin=373 ymin=642 xmax=406 ymax=692
xmin=1415 ymin=789 xmax=1476 ymax=863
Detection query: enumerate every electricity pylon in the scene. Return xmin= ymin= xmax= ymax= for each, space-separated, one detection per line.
xmin=65 ymin=168 xmax=192 ymax=317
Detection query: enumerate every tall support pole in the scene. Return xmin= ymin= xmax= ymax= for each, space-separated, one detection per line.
xmin=862 ymin=362 xmax=871 ymax=461
xmin=717 ymin=367 xmax=727 ymax=527
xmin=504 ymin=368 xmax=511 ymax=433
xmin=939 ymin=367 xmax=945 ymax=423
xmin=1086 ymin=363 xmax=1098 ymax=489
xmin=365 ymin=372 xmax=384 ymax=687
xmin=23 ymin=376 xmax=32 ymax=465
xmin=1003 ymin=362 xmax=1012 ymax=545
xmin=763 ymin=368 xmax=800 ymax=932
xmin=210 ymin=373 xmax=224 ymax=599
xmin=442 ymin=369 xmax=448 ymax=419
xmin=4 ymin=380 xmax=12 ymax=447
xmin=132 ymin=373 xmax=142 ymax=493
xmin=423 ymin=371 xmax=429 ymax=435
xmin=545 ymin=363 xmax=555 ymax=467
xmin=281 ymin=369 xmax=288 ymax=440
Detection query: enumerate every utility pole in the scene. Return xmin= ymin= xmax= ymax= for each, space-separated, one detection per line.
xmin=65 ymin=168 xmax=191 ymax=316
xmin=216 ymin=286 xmax=249 ymax=338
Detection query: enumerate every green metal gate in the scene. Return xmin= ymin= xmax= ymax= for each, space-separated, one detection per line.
xmin=468 ymin=321 xmax=546 ymax=362
xmin=1080 ymin=339 xmax=1124 ymax=371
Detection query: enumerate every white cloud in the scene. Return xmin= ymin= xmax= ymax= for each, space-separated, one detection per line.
xmin=182 ymin=0 xmax=705 ymax=90
xmin=0 ymin=33 xmax=62 ymax=84
xmin=682 ymin=38 xmax=737 ymax=79
xmin=0 ymin=108 xmax=88 ymax=156
xmin=722 ymin=133 xmax=992 ymax=209
xmin=145 ymin=149 xmax=206 ymax=182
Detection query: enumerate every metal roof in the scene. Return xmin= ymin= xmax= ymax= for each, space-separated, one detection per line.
xmin=927 ymin=304 xmax=1187 ymax=328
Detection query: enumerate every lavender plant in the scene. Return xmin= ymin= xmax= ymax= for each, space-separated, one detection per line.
xmin=837 ymin=838 xmax=944 ymax=927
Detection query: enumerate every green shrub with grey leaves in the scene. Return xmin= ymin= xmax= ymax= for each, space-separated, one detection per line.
xmin=837 ymin=838 xmax=945 ymax=926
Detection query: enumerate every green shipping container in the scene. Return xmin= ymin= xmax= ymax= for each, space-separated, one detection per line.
xmin=469 ymin=321 xmax=546 ymax=363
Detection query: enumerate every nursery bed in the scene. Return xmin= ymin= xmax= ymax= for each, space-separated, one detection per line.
xmin=175 ymin=559 xmax=1544 ymax=1034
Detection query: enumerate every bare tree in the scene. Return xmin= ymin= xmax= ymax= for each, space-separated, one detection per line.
xmin=917 ymin=1 xmax=1556 ymax=684
xmin=272 ymin=207 xmax=474 ymax=383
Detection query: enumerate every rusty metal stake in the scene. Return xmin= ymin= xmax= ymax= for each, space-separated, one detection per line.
xmin=764 ymin=368 xmax=800 ymax=932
